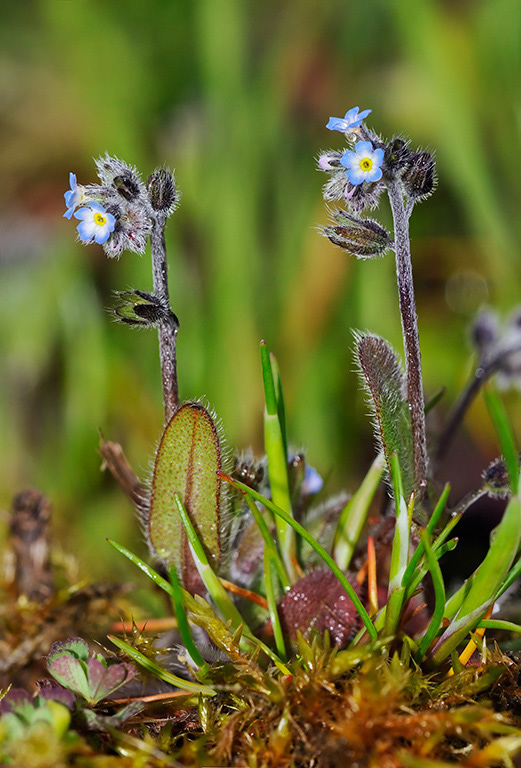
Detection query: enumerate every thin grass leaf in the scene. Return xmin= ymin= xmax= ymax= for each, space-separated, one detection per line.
xmin=167 ymin=565 xmax=205 ymax=668
xmin=402 ymin=483 xmax=450 ymax=590
xmin=483 ymin=384 xmax=519 ymax=494
xmin=263 ymin=551 xmax=287 ymax=662
xmin=415 ymin=532 xmax=446 ymax=661
xmin=107 ymin=635 xmax=215 ymax=695
xmin=428 ymin=601 xmax=494 ymax=667
xmin=333 ymin=452 xmax=385 ymax=570
xmin=270 ymin=352 xmax=288 ymax=458
xmin=388 ymin=454 xmax=410 ymax=593
xmin=107 ymin=538 xmax=174 ymax=594
xmin=479 ymin=619 xmax=521 ymax=633
xmin=221 ymin=473 xmax=377 ymax=640
xmin=260 ymin=341 xmax=297 ymax=581
xmin=242 ymin=492 xmax=290 ymax=590
xmin=404 ymin=538 xmax=458 ymax=603
xmin=496 ymin=555 xmax=521 ymax=601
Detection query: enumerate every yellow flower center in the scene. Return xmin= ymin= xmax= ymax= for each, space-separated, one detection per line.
xmin=94 ymin=212 xmax=107 ymax=226
xmin=360 ymin=157 xmax=373 ymax=171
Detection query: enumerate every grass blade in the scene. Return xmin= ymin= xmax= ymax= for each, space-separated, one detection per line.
xmin=108 ymin=635 xmax=215 ymax=695
xmin=261 ymin=341 xmax=297 ymax=581
xmin=483 ymin=385 xmax=519 ymax=494
xmin=333 ymin=452 xmax=385 ymax=570
xmin=415 ymin=532 xmax=446 ymax=661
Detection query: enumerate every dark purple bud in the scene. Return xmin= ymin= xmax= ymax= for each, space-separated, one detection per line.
xmin=147 ymin=168 xmax=178 ymax=214
xmin=113 ymin=174 xmax=141 ymax=202
xmin=482 ymin=456 xmax=512 ymax=499
xmin=402 ymin=151 xmax=436 ymax=200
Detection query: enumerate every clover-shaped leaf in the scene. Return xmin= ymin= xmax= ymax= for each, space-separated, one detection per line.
xmin=46 ymin=637 xmax=136 ymax=706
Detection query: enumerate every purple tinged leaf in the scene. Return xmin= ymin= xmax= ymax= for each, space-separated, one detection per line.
xmin=86 ymin=658 xmax=136 ymax=703
xmin=37 ymin=680 xmax=76 ymax=709
xmin=0 ymin=689 xmax=32 ymax=714
xmin=47 ymin=637 xmax=89 ymax=664
xmin=47 ymin=655 xmax=90 ymax=700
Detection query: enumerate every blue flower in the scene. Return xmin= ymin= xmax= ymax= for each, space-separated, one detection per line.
xmin=63 ymin=173 xmax=86 ymax=219
xmin=340 ymin=141 xmax=384 ymax=185
xmin=74 ymin=202 xmax=116 ymax=245
xmin=326 ymin=106 xmax=371 ymax=133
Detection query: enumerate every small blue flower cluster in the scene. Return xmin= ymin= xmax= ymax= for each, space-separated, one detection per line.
xmin=65 ymin=173 xmax=117 ymax=245
xmin=63 ymin=156 xmax=177 ymax=258
xmin=326 ymin=107 xmax=383 ymax=186
xmin=318 ymin=106 xmax=385 ymax=215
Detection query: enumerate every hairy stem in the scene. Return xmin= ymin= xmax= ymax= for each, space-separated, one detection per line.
xmin=150 ymin=211 xmax=179 ymax=422
xmin=387 ymin=179 xmax=427 ymax=493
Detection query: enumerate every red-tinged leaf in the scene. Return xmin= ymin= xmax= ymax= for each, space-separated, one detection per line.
xmin=149 ymin=402 xmax=223 ymax=592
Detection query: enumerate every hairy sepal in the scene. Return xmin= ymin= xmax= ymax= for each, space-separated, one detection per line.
xmin=149 ymin=402 xmax=223 ymax=592
xmin=355 ymin=333 xmax=415 ymax=500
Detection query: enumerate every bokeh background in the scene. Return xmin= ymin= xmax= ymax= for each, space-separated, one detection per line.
xmin=1 ymin=0 xmax=520 ymax=584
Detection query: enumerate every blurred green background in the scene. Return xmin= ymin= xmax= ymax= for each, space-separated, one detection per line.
xmin=1 ymin=0 xmax=520 ymax=583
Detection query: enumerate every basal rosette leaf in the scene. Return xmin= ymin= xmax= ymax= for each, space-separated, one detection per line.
xmin=149 ymin=402 xmax=223 ymax=591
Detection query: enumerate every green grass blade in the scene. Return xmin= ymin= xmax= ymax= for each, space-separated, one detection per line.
xmin=483 ymin=385 xmax=519 ymax=494
xmin=108 ymin=535 xmax=290 ymax=675
xmin=167 ymin=565 xmax=205 ymax=668
xmin=221 ymin=473 xmax=377 ymax=640
xmin=242 ymin=493 xmax=291 ymax=590
xmin=445 ymin=483 xmax=521 ymax=621
xmin=269 ymin=351 xmax=288 ymax=458
xmin=415 ymin=532 xmax=446 ymax=661
xmin=261 ymin=341 xmax=297 ymax=581
xmin=333 ymin=452 xmax=385 ymax=570
xmin=479 ymin=619 xmax=521 ymax=634
xmin=107 ymin=635 xmax=215 ymax=695
xmin=107 ymin=538 xmax=175 ymax=595
xmin=388 ymin=453 xmax=410 ymax=593
xmin=263 ymin=550 xmax=287 ymax=662
xmin=402 ymin=483 xmax=450 ymax=590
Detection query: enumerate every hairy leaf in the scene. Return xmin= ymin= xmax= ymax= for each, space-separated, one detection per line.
xmin=149 ymin=402 xmax=223 ymax=592
xmin=356 ymin=333 xmax=414 ymax=499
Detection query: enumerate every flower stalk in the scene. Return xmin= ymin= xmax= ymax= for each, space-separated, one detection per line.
xmin=150 ymin=210 xmax=179 ymax=422
xmin=386 ymin=178 xmax=428 ymax=494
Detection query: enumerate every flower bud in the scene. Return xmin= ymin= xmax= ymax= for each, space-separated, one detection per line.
xmin=323 ymin=218 xmax=391 ymax=259
xmin=114 ymin=290 xmax=179 ymax=328
xmin=147 ymin=168 xmax=178 ymax=214
xmin=482 ymin=456 xmax=512 ymax=499
xmin=385 ymin=137 xmax=412 ymax=174
xmin=402 ymin=151 xmax=436 ymax=201
xmin=317 ymin=151 xmax=343 ymax=171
